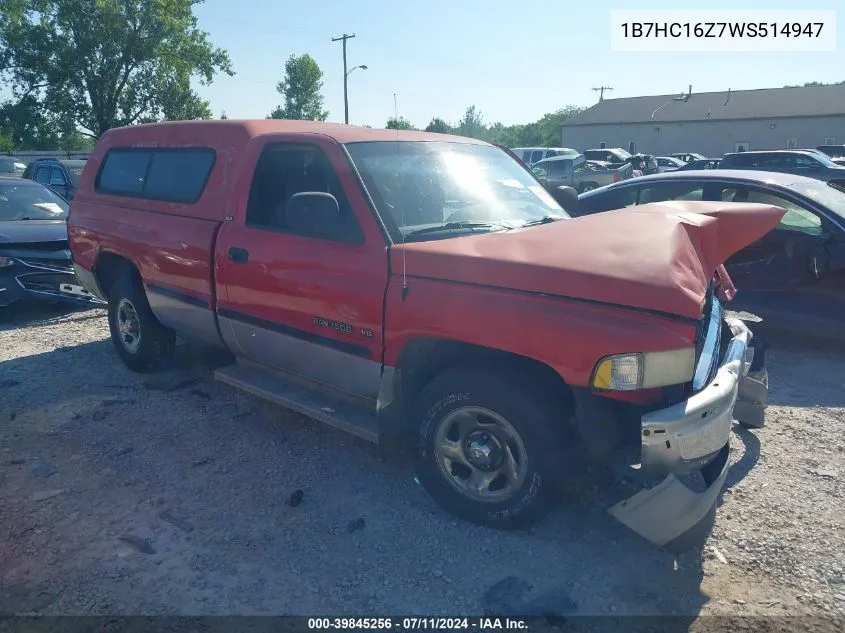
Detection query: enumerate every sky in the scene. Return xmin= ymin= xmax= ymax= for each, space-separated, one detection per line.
xmin=192 ymin=0 xmax=844 ymax=129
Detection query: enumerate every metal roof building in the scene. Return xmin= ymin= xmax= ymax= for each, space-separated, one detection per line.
xmin=561 ymin=84 xmax=845 ymax=157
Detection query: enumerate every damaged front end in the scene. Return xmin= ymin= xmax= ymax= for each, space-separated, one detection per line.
xmin=0 ymin=242 xmax=106 ymax=308
xmin=577 ymin=294 xmax=768 ymax=550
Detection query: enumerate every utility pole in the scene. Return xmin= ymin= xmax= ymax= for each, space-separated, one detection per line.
xmin=592 ymin=86 xmax=613 ymax=102
xmin=332 ymin=33 xmax=356 ymax=124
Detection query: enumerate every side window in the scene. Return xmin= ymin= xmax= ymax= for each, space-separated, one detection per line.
xmin=719 ymin=187 xmax=823 ymax=236
xmin=547 ymin=161 xmax=568 ymax=178
xmin=794 ymin=156 xmax=820 ymax=170
xmin=637 ymin=183 xmax=704 ymax=204
xmin=531 ymin=164 xmax=549 ymax=180
xmin=97 ymin=151 xmax=151 ymax=196
xmin=729 ymin=153 xmax=756 ymax=168
xmin=580 ymin=186 xmax=637 ymax=213
xmin=96 ymin=148 xmax=215 ymax=202
xmin=245 ymin=143 xmax=363 ymax=244
xmin=34 ymin=166 xmax=51 ymax=184
xmin=143 ymin=150 xmax=216 ymax=202
xmin=530 ymin=150 xmax=544 ymax=164
xmin=521 ymin=151 xmax=531 ymax=163
xmin=50 ymin=167 xmax=67 ymax=185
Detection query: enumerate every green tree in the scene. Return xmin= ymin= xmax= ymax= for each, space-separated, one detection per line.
xmin=0 ymin=0 xmax=233 ymax=138
xmin=385 ymin=116 xmax=415 ymax=130
xmin=535 ymin=106 xmax=584 ymax=146
xmin=269 ymin=54 xmax=328 ymax=121
xmin=0 ymin=130 xmax=13 ymax=152
xmin=424 ymin=117 xmax=450 ymax=134
xmin=457 ymin=105 xmax=484 ymax=138
xmin=0 ymin=95 xmax=61 ymax=149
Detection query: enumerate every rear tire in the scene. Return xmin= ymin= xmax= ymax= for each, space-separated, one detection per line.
xmin=412 ymin=366 xmax=571 ymax=529
xmin=579 ymin=183 xmax=598 ymax=193
xmin=107 ymin=275 xmax=175 ymax=372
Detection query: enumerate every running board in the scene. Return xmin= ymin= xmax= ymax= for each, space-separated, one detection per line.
xmin=214 ymin=362 xmax=379 ymax=444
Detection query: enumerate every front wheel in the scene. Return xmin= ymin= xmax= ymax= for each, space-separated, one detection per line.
xmin=107 ymin=275 xmax=175 ymax=372
xmin=412 ymin=367 xmax=570 ymax=529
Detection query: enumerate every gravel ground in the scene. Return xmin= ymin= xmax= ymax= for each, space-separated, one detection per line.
xmin=1 ymin=303 xmax=844 ymax=629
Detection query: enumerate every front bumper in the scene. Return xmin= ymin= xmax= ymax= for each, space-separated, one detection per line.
xmin=609 ymin=318 xmax=767 ymax=548
xmin=0 ymin=258 xmax=106 ymax=308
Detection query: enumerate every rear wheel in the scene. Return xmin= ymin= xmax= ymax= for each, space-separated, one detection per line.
xmin=107 ymin=275 xmax=175 ymax=372
xmin=412 ymin=367 xmax=571 ymax=529
xmin=579 ymin=183 xmax=598 ymax=193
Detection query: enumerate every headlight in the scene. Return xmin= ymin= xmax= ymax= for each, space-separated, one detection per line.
xmin=0 ymin=256 xmax=15 ymax=268
xmin=591 ymin=348 xmax=696 ymax=391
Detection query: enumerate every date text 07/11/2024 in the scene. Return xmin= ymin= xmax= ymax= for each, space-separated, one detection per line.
xmin=306 ymin=617 xmax=529 ymax=631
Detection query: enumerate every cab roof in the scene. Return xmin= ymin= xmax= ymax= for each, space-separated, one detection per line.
xmin=99 ymin=119 xmax=488 ymax=146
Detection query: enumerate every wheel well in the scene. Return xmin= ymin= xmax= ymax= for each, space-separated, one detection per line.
xmin=94 ymin=252 xmax=139 ymax=298
xmin=398 ymin=338 xmax=573 ymax=411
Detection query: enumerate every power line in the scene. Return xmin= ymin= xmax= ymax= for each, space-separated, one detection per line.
xmin=331 ymin=33 xmax=356 ymax=124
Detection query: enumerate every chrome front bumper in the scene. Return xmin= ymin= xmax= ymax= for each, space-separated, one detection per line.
xmin=609 ymin=319 xmax=766 ymax=548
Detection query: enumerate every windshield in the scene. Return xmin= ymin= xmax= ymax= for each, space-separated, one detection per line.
xmin=808 ymin=152 xmax=839 ymax=168
xmin=792 ymin=182 xmax=845 ymax=221
xmin=614 ymin=149 xmax=632 ymax=160
xmin=0 ymin=181 xmax=69 ymax=220
xmin=345 ymin=141 xmax=568 ymax=241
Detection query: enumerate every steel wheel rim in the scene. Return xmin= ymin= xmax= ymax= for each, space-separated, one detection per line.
xmin=434 ymin=406 xmax=529 ymax=504
xmin=116 ymin=298 xmax=141 ymax=354
xmin=582 ymin=184 xmax=596 ymax=192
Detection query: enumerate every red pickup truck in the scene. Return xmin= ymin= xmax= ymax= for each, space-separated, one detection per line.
xmin=68 ymin=120 xmax=781 ymax=549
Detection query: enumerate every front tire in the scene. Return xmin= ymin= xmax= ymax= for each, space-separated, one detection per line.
xmin=412 ymin=367 xmax=570 ymax=529
xmin=107 ymin=275 xmax=175 ymax=372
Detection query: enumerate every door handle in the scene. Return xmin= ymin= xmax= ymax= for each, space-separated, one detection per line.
xmin=228 ymin=247 xmax=249 ymax=264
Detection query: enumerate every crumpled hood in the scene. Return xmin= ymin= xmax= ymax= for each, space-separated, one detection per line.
xmin=392 ymin=201 xmax=786 ymax=319
xmin=0 ymin=220 xmax=68 ymax=245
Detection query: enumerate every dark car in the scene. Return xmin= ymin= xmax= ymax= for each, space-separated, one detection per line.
xmin=718 ymin=150 xmax=845 ymax=185
xmin=574 ymin=170 xmax=845 ymax=340
xmin=677 ymin=158 xmax=721 ymax=171
xmin=22 ymin=158 xmax=86 ymax=201
xmin=0 ymin=157 xmax=27 ymax=177
xmin=0 ymin=177 xmax=105 ymax=309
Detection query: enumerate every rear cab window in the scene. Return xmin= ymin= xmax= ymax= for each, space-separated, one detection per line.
xmin=96 ymin=148 xmax=216 ymax=203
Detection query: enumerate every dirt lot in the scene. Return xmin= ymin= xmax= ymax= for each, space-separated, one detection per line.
xmin=1 ymin=304 xmax=844 ymax=628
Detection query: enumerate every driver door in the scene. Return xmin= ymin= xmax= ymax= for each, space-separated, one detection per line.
xmin=716 ymin=185 xmax=845 ymax=337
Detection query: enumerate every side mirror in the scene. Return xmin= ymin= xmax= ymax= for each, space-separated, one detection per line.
xmin=285 ymin=191 xmax=342 ymax=236
xmin=551 ymin=186 xmax=580 ymax=215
